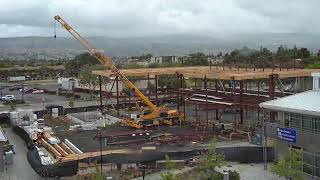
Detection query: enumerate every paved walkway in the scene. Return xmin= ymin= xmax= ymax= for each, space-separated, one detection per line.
xmin=217 ymin=162 xmax=284 ymax=180
xmin=0 ymin=128 xmax=41 ymax=180
xmin=132 ymin=163 xmax=283 ymax=180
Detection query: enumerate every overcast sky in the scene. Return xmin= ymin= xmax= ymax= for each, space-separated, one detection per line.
xmin=0 ymin=0 xmax=319 ymax=38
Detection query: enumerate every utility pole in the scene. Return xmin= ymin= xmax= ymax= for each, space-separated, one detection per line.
xmin=0 ymin=86 xmax=2 ymax=99
xmin=263 ymin=113 xmax=268 ymax=170
xmin=21 ymin=83 xmax=24 ymax=101
xmin=42 ymin=98 xmax=45 ymax=111
xmin=99 ymin=76 xmax=103 ymax=114
xmin=99 ymin=130 xmax=103 ymax=175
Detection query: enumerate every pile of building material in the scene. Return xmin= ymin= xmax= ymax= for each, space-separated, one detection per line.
xmin=36 ymin=146 xmax=54 ymax=165
xmin=10 ymin=109 xmax=37 ymax=126
xmin=66 ymin=111 xmax=121 ymax=130
xmin=65 ymin=139 xmax=83 ymax=154
xmin=69 ymin=124 xmax=97 ymax=131
xmin=23 ymin=124 xmax=42 ymax=141
xmin=38 ymin=135 xmax=83 ymax=160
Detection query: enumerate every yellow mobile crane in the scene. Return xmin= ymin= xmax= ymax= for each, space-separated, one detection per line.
xmin=54 ymin=15 xmax=183 ymax=129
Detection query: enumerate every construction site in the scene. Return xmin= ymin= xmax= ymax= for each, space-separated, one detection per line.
xmin=0 ymin=15 xmax=318 ymax=179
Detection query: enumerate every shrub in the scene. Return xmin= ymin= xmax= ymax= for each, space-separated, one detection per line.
xmin=3 ymin=100 xmax=25 ymax=105
xmin=212 ymin=172 xmax=223 ymax=180
xmin=74 ymin=94 xmax=81 ymax=99
xmin=228 ymin=170 xmax=240 ymax=180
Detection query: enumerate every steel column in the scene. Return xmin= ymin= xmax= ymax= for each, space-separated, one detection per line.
xmin=239 ymin=80 xmax=244 ymax=124
xmin=155 ymin=75 xmax=158 ymax=106
xmin=147 ymin=73 xmax=150 ymax=99
xmin=269 ymin=74 xmax=276 ymax=121
xmin=205 ymin=76 xmax=209 ymax=128
xmin=116 ymin=76 xmax=119 ymax=116
xmin=99 ymin=75 xmax=103 ymax=113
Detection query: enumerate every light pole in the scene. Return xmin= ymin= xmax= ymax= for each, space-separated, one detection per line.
xmin=21 ymin=83 xmax=24 ymax=101
xmin=0 ymin=87 xmax=2 ymax=99
xmin=138 ymin=164 xmax=146 ymax=180
xmin=100 ymin=130 xmax=103 ymax=174
xmin=99 ymin=125 xmax=107 ymax=176
xmin=42 ymin=98 xmax=45 ymax=111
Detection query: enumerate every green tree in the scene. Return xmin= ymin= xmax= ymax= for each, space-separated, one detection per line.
xmin=90 ymin=163 xmax=104 ymax=180
xmin=131 ymin=53 xmax=153 ymax=60
xmin=9 ymin=101 xmax=16 ymax=112
xmin=160 ymin=155 xmax=176 ymax=180
xmin=122 ymin=63 xmax=145 ymax=69
xmin=101 ymin=76 xmax=111 ymax=95
xmin=271 ymin=148 xmax=304 ymax=180
xmin=317 ymin=50 xmax=320 ymax=57
xmin=200 ymin=139 xmax=225 ymax=173
xmin=299 ymin=48 xmax=310 ymax=58
xmin=185 ymin=52 xmax=208 ymax=66
xmin=65 ymin=53 xmax=99 ymax=76
xmin=147 ymin=82 xmax=156 ymax=92
xmin=158 ymin=75 xmax=186 ymax=89
xmin=228 ymin=170 xmax=240 ymax=180
xmin=68 ymin=98 xmax=74 ymax=108
xmin=148 ymin=63 xmax=184 ymax=68
xmin=79 ymin=64 xmax=105 ymax=99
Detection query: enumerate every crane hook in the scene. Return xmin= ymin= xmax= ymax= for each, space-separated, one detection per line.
xmin=53 ymin=20 xmax=57 ymax=39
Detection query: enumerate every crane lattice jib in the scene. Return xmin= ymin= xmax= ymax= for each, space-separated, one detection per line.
xmin=54 ymin=15 xmax=157 ymax=112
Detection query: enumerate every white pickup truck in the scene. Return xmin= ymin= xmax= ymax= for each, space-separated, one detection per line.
xmin=1 ymin=95 xmax=16 ymax=101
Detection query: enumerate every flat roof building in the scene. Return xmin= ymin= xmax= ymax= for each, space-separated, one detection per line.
xmin=260 ymin=72 xmax=320 ymax=179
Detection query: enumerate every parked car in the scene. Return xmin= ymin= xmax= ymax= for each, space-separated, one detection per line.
xmin=25 ymin=88 xmax=35 ymax=94
xmin=9 ymin=87 xmax=20 ymax=91
xmin=19 ymin=87 xmax=30 ymax=92
xmin=31 ymin=89 xmax=44 ymax=94
xmin=1 ymin=95 xmax=16 ymax=101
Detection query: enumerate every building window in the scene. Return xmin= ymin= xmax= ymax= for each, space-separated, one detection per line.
xmin=303 ymin=151 xmax=314 ymax=165
xmin=314 ymin=118 xmax=320 ymax=133
xmin=302 ymin=115 xmax=313 ymax=132
xmin=303 ymin=164 xmax=313 ymax=175
xmin=315 ymin=154 xmax=320 ymax=168
xmin=284 ymin=113 xmax=290 ymax=127
xmin=286 ymin=113 xmax=320 ymax=134
xmin=290 ymin=114 xmax=301 ymax=128
xmin=316 ymin=167 xmax=320 ymax=177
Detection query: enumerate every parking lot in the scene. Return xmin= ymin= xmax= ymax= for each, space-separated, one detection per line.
xmin=1 ymin=82 xmax=68 ymax=104
xmin=0 ymin=81 xmax=103 ymax=111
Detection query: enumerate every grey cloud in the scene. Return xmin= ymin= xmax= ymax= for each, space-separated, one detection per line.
xmin=0 ymin=0 xmax=319 ymax=37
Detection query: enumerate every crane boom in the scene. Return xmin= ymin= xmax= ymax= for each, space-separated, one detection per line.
xmin=54 ymin=15 xmax=157 ymax=112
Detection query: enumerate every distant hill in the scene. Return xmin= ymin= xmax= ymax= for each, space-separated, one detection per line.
xmin=0 ymin=33 xmax=320 ymax=60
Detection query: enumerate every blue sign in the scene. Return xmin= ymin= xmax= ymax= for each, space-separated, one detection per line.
xmin=277 ymin=127 xmax=296 ymax=143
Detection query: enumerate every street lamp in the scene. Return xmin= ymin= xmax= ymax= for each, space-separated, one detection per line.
xmin=138 ymin=164 xmax=146 ymax=180
xmin=95 ymin=124 xmax=107 ymax=176
xmin=42 ymin=98 xmax=45 ymax=111
xmin=0 ymin=86 xmax=3 ymax=98
xmin=99 ymin=130 xmax=103 ymax=174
